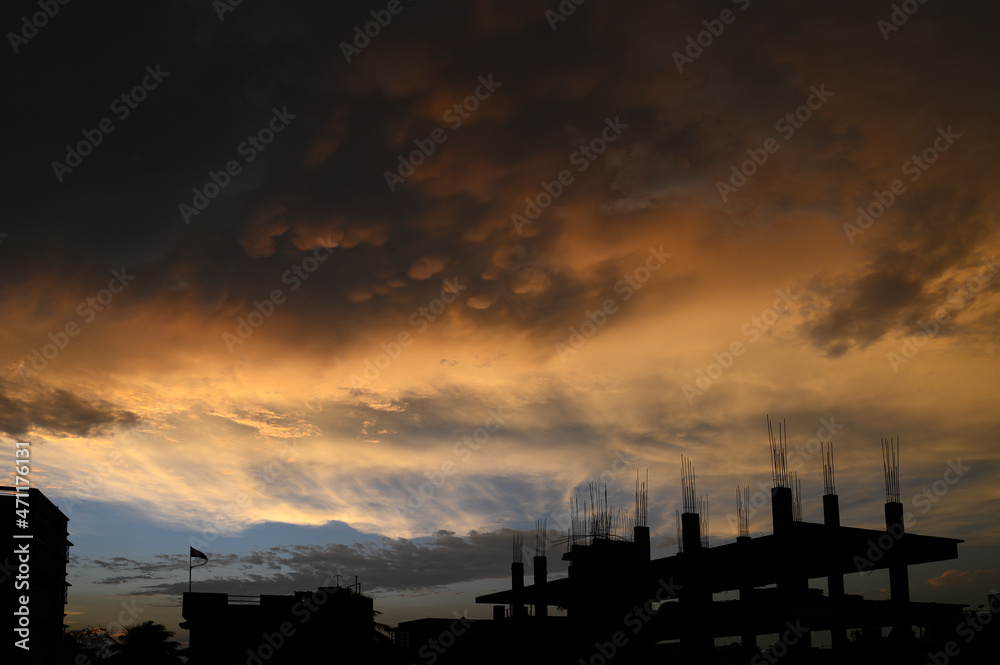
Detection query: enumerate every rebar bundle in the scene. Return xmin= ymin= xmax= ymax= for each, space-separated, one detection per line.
xmin=792 ymin=472 xmax=803 ymax=522
xmin=700 ymin=495 xmax=710 ymax=547
xmin=822 ymin=441 xmax=836 ymax=495
xmin=737 ymin=485 xmax=750 ymax=539
xmin=768 ymin=415 xmax=790 ymax=489
xmin=556 ymin=482 xmax=638 ymax=548
xmin=634 ymin=469 xmax=648 ymax=528
xmin=675 ymin=508 xmax=683 ymax=554
xmin=681 ymin=455 xmax=697 ymax=513
xmin=535 ymin=518 xmax=547 ymax=555
xmin=882 ymin=437 xmax=901 ymax=503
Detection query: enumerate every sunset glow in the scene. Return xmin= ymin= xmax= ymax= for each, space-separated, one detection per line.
xmin=3 ymin=0 xmax=998 ymax=642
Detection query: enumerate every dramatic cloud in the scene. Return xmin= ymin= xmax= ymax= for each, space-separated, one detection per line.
xmin=0 ymin=380 xmax=139 ymax=438
xmin=131 ymin=529 xmax=566 ymax=597
xmin=2 ymin=0 xmax=997 ymax=635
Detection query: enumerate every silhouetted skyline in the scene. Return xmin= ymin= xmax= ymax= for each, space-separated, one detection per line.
xmin=2 ymin=0 xmax=999 ymax=653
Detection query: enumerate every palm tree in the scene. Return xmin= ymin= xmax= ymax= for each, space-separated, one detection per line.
xmin=373 ymin=609 xmax=394 ymax=648
xmin=108 ymin=621 xmax=183 ymax=664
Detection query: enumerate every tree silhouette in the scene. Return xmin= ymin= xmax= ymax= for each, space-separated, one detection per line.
xmin=59 ymin=625 xmax=115 ymax=663
xmin=108 ymin=620 xmax=184 ymax=664
xmin=373 ymin=608 xmax=393 ymax=648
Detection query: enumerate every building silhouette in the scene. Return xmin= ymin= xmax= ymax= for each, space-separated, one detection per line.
xmin=181 ymin=584 xmax=380 ymax=664
xmin=175 ymin=423 xmax=995 ymax=664
xmin=1 ymin=486 xmax=72 ymax=665
xmin=475 ymin=429 xmax=971 ymax=663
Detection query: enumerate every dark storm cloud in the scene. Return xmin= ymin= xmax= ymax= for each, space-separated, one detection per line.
xmin=0 ymin=379 xmax=139 ymax=437
xmin=801 ymin=187 xmax=996 ymax=357
xmin=5 ymin=0 xmax=998 ymax=359
xmin=2 ymin=0 xmax=705 ymax=357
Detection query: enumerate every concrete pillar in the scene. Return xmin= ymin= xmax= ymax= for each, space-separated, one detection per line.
xmin=737 ymin=535 xmax=756 ymax=657
xmin=633 ymin=525 xmax=650 ymax=564
xmin=773 ymin=486 xmax=811 ymax=655
xmin=771 ymin=486 xmax=793 ymax=537
xmin=824 ymin=493 xmax=848 ymax=652
xmin=680 ymin=512 xmax=713 ymax=659
xmin=511 ymin=561 xmax=526 ymax=618
xmin=533 ymin=555 xmax=547 ymax=619
xmin=885 ymin=501 xmax=911 ymax=640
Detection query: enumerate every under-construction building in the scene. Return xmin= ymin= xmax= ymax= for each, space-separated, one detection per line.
xmin=475 ymin=421 xmax=974 ymax=663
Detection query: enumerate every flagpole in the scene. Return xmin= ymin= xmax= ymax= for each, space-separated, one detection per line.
xmin=188 ymin=547 xmax=207 ymax=592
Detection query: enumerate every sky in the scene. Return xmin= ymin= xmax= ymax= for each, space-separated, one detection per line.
xmin=2 ymin=0 xmax=999 ymax=644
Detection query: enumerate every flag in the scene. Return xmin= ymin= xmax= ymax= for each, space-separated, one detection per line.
xmin=188 ymin=546 xmax=208 ymax=591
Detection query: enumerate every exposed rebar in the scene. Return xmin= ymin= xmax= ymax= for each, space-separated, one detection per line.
xmin=822 ymin=441 xmax=836 ymax=495
xmin=700 ymin=495 xmax=710 ymax=547
xmin=882 ymin=437 xmax=901 ymax=503
xmin=675 ymin=508 xmax=683 ymax=554
xmin=535 ymin=518 xmax=547 ymax=554
xmin=768 ymin=415 xmax=790 ymax=489
xmin=792 ymin=472 xmax=803 ymax=522
xmin=737 ymin=485 xmax=750 ymax=539
xmin=681 ymin=455 xmax=698 ymax=513
xmin=634 ymin=469 xmax=648 ymax=528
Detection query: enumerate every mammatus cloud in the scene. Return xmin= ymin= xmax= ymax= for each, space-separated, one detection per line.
xmin=2 ymin=0 xmax=998 ymax=633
